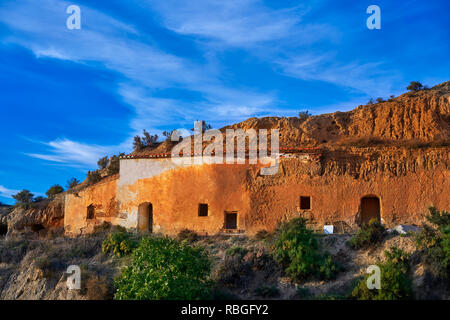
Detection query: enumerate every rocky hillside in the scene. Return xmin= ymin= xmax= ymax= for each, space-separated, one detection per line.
xmin=136 ymin=81 xmax=449 ymax=156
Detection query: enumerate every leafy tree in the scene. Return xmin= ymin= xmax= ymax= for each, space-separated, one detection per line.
xmin=133 ymin=130 xmax=158 ymax=150
xmin=33 ymin=196 xmax=46 ymax=203
xmin=162 ymin=129 xmax=183 ymax=141
xmin=298 ymin=110 xmax=311 ymax=121
xmin=272 ymin=218 xmax=339 ymax=281
xmin=66 ymin=177 xmax=80 ymax=189
xmin=87 ymin=171 xmax=102 ymax=185
xmin=45 ymin=184 xmax=64 ymax=198
xmin=376 ymin=97 xmax=384 ymax=103
xmin=114 ymin=237 xmax=213 ymax=300
xmin=12 ymin=190 xmax=34 ymax=206
xmin=190 ymin=121 xmax=212 ymax=133
xmin=407 ymin=81 xmax=423 ymax=91
xmin=97 ymin=156 xmax=109 ymax=170
xmin=351 ymin=247 xmax=412 ymax=300
xmin=415 ymin=207 xmax=450 ymax=279
xmin=107 ymin=153 xmax=124 ymax=176
xmin=133 ymin=135 xmax=144 ymax=150
xmin=142 ymin=129 xmax=158 ymax=146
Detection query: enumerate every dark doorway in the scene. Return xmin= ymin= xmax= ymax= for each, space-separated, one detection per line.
xmin=224 ymin=211 xmax=237 ymax=229
xmin=87 ymin=204 xmax=95 ymax=220
xmin=138 ymin=202 xmax=153 ymax=233
xmin=360 ymin=196 xmax=381 ymax=225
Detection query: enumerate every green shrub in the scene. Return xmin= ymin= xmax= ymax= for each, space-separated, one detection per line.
xmin=102 ymin=230 xmax=136 ymax=258
xmin=45 ymin=184 xmax=64 ymax=197
xmin=254 ymin=285 xmax=279 ymax=298
xmin=66 ymin=177 xmax=80 ymax=189
xmin=272 ymin=217 xmax=339 ymax=281
xmin=351 ymin=247 xmax=412 ymax=300
xmin=177 ymin=229 xmax=198 ymax=243
xmin=254 ymin=230 xmax=271 ymax=241
xmin=407 ymin=81 xmax=423 ymax=91
xmin=97 ymin=156 xmax=109 ymax=170
xmin=348 ymin=219 xmax=385 ymax=249
xmin=114 ymin=237 xmax=213 ymax=300
xmin=107 ymin=154 xmax=124 ymax=176
xmin=87 ymin=171 xmax=102 ymax=185
xmin=416 ymin=207 xmax=450 ymax=279
xmin=12 ymin=190 xmax=34 ymax=208
xmin=226 ymin=246 xmax=248 ymax=257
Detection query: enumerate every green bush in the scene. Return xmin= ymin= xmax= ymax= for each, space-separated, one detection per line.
xmin=45 ymin=184 xmax=64 ymax=197
xmin=348 ymin=219 xmax=385 ymax=249
xmin=177 ymin=229 xmax=198 ymax=243
xmin=12 ymin=190 xmax=34 ymax=208
xmin=114 ymin=237 xmax=213 ymax=300
xmin=416 ymin=207 xmax=450 ymax=279
xmin=102 ymin=229 xmax=136 ymax=258
xmin=272 ymin=217 xmax=339 ymax=281
xmin=97 ymin=156 xmax=109 ymax=170
xmin=225 ymin=246 xmax=248 ymax=257
xmin=351 ymin=247 xmax=412 ymax=300
xmin=407 ymin=81 xmax=423 ymax=91
xmin=87 ymin=171 xmax=102 ymax=185
xmin=66 ymin=177 xmax=80 ymax=189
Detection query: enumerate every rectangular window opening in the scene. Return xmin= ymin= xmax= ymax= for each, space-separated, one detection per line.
xmin=300 ymin=196 xmax=311 ymax=210
xmin=198 ymin=203 xmax=208 ymax=217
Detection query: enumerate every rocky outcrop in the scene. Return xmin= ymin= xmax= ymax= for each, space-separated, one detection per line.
xmin=2 ymin=195 xmax=65 ymax=236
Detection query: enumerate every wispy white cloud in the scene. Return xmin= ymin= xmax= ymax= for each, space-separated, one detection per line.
xmin=0 ymin=0 xmax=276 ymax=167
xmin=26 ymin=138 xmax=117 ymax=168
xmin=0 ymin=185 xmax=20 ymax=199
xmin=147 ymin=0 xmax=304 ymax=47
xmin=276 ymin=54 xmax=400 ymax=97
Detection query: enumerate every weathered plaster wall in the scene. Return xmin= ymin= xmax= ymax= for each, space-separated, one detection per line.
xmin=117 ymin=158 xmax=253 ymax=235
xmin=64 ymin=148 xmax=449 ymax=236
xmin=64 ymin=175 xmax=120 ymax=235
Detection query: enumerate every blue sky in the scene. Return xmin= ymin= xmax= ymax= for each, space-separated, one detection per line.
xmin=0 ymin=0 xmax=449 ymax=204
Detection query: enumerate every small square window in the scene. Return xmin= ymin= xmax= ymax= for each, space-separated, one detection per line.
xmin=300 ymin=196 xmax=311 ymax=210
xmin=198 ymin=203 xmax=208 ymax=217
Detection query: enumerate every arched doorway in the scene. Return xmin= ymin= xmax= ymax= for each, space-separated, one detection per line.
xmin=360 ymin=196 xmax=380 ymax=225
xmin=137 ymin=202 xmax=153 ymax=233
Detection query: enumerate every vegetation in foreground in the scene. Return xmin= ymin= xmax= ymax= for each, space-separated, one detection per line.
xmin=351 ymin=247 xmax=412 ymax=300
xmin=1 ymin=207 xmax=449 ymax=300
xmin=114 ymin=236 xmax=213 ymax=300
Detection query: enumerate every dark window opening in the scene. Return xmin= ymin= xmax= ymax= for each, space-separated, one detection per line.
xmin=198 ymin=203 xmax=208 ymax=217
xmin=0 ymin=223 xmax=7 ymax=236
xmin=31 ymin=224 xmax=45 ymax=232
xmin=87 ymin=204 xmax=95 ymax=220
xmin=300 ymin=196 xmax=311 ymax=210
xmin=225 ymin=212 xmax=237 ymax=229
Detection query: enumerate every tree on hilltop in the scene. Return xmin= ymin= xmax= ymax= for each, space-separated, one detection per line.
xmin=407 ymin=81 xmax=423 ymax=92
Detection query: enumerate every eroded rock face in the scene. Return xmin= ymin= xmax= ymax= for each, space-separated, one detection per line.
xmin=4 ymin=195 xmax=65 ymax=236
